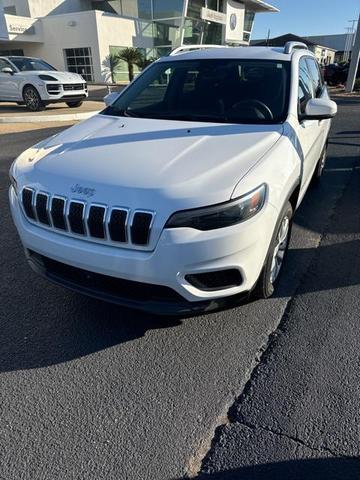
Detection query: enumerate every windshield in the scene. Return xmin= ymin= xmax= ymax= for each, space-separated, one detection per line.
xmin=9 ymin=57 xmax=56 ymax=72
xmin=103 ymin=59 xmax=291 ymax=124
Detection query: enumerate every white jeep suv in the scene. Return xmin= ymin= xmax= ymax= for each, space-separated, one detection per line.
xmin=9 ymin=42 xmax=337 ymax=314
xmin=0 ymin=56 xmax=88 ymax=111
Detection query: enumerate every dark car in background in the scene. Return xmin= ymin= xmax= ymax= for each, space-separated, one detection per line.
xmin=324 ymin=62 xmax=360 ymax=86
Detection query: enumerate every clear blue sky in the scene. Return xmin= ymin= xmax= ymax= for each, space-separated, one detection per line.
xmin=252 ymin=0 xmax=359 ymax=39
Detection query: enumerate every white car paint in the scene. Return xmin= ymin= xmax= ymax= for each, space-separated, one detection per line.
xmin=0 ymin=56 xmax=88 ymax=105
xmin=9 ymin=45 xmax=337 ymax=313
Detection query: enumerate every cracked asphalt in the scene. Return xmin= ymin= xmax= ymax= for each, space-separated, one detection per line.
xmin=199 ymin=97 xmax=360 ymax=478
xmin=0 ymin=97 xmax=359 ymax=480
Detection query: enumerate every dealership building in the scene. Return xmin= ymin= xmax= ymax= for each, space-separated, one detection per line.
xmin=0 ymin=0 xmax=278 ymax=82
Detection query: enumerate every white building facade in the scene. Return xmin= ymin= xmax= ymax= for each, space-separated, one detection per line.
xmin=0 ymin=0 xmax=278 ymax=82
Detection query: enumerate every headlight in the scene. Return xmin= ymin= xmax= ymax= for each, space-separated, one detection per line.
xmin=38 ymin=74 xmax=58 ymax=81
xmin=165 ymin=184 xmax=266 ymax=231
xmin=9 ymin=162 xmax=18 ymax=194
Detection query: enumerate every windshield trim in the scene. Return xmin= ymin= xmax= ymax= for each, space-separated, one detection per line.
xmin=8 ymin=57 xmax=57 ymax=72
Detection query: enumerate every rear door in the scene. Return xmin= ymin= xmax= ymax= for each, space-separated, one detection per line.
xmin=296 ymin=56 xmax=326 ymax=194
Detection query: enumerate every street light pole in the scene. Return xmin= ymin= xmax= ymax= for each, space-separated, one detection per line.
xmin=346 ymin=13 xmax=360 ymax=92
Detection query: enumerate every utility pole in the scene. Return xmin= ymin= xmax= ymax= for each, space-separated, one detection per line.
xmin=344 ymin=27 xmax=353 ymax=62
xmin=346 ymin=13 xmax=360 ymax=92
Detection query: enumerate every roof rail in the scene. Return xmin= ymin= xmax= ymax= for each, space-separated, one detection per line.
xmin=284 ymin=41 xmax=308 ymax=54
xmin=170 ymin=44 xmax=227 ymax=56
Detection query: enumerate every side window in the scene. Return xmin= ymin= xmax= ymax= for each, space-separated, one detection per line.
xmin=298 ymin=58 xmax=313 ymax=116
xmin=305 ymin=58 xmax=324 ymax=98
xmin=0 ymin=59 xmax=11 ymax=71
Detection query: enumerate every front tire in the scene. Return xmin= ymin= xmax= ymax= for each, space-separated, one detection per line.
xmin=312 ymin=144 xmax=327 ymax=184
xmin=66 ymin=101 xmax=83 ymax=108
xmin=253 ymin=201 xmax=293 ymax=299
xmin=23 ymin=86 xmax=45 ymax=112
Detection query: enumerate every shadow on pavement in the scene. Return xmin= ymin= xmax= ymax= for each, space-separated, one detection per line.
xmin=186 ymin=457 xmax=360 ymax=480
xmin=0 ymin=282 xmax=182 ymax=373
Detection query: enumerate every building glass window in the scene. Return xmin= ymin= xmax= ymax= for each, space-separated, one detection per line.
xmin=206 ymin=0 xmax=224 ymax=12
xmin=244 ymin=10 xmax=255 ymax=33
xmin=64 ymin=48 xmax=94 ymax=82
xmin=153 ymin=18 xmax=182 ymax=47
xmin=137 ymin=0 xmax=152 ymax=19
xmin=3 ymin=6 xmax=17 ymax=15
xmin=183 ymin=18 xmax=203 ymax=44
xmin=0 ymin=49 xmax=24 ymax=56
xmin=203 ymin=21 xmax=223 ymax=44
xmin=186 ymin=0 xmax=205 ymax=19
xmin=153 ymin=0 xmax=184 ymax=18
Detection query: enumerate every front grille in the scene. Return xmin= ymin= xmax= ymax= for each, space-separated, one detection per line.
xmin=68 ymin=201 xmax=85 ymax=235
xmin=131 ymin=212 xmax=153 ymax=245
xmin=63 ymin=83 xmax=85 ymax=91
xmin=22 ymin=188 xmax=36 ymax=220
xmin=35 ymin=192 xmax=50 ymax=225
xmin=50 ymin=197 xmax=67 ymax=230
xmin=109 ymin=209 xmax=128 ymax=242
xmin=20 ymin=187 xmax=155 ymax=248
xmin=88 ymin=205 xmax=106 ymax=239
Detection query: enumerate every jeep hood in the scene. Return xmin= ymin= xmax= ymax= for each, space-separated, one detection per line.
xmin=15 ymin=114 xmax=283 ymax=211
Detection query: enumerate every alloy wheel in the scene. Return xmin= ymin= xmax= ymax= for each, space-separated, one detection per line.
xmin=24 ymin=88 xmax=40 ymax=111
xmin=270 ymin=215 xmax=290 ymax=284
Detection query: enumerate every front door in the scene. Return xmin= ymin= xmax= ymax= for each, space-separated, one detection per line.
xmin=296 ymin=57 xmax=327 ymax=195
xmin=0 ymin=58 xmax=19 ymax=100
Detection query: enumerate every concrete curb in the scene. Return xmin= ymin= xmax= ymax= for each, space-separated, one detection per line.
xmin=0 ymin=110 xmax=100 ymax=124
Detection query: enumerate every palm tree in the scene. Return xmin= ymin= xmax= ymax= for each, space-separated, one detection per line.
xmin=117 ymin=47 xmax=143 ymax=82
xmin=108 ymin=52 xmax=121 ymax=83
xmin=135 ymin=55 xmax=156 ymax=71
xmin=102 ymin=53 xmax=121 ymax=83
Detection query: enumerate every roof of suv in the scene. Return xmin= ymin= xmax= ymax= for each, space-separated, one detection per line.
xmin=160 ymin=46 xmax=310 ymax=63
xmin=2 ymin=55 xmax=39 ymax=59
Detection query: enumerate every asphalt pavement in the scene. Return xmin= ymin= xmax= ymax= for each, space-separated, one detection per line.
xmin=0 ymin=98 xmax=359 ymax=480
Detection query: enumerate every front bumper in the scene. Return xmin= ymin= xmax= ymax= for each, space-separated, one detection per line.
xmin=37 ymin=82 xmax=88 ymax=102
xmin=9 ymin=187 xmax=278 ymax=312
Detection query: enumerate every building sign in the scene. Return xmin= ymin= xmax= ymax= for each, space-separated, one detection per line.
xmin=225 ymin=0 xmax=245 ymax=44
xmin=8 ymin=23 xmax=35 ymax=34
xmin=201 ymin=7 xmax=226 ymax=25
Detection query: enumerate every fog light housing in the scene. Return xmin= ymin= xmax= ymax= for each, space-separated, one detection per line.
xmin=185 ymin=269 xmax=243 ymax=291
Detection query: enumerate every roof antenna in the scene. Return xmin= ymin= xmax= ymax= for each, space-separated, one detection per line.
xmin=266 ymin=29 xmax=271 ymax=46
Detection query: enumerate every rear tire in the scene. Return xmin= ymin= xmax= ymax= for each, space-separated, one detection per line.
xmin=253 ymin=201 xmax=293 ymax=299
xmin=66 ymin=101 xmax=83 ymax=108
xmin=23 ymin=86 xmax=45 ymax=112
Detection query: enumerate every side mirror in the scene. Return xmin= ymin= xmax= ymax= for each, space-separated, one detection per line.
xmin=304 ymin=98 xmax=337 ymax=120
xmin=2 ymin=67 xmax=14 ymax=75
xmin=104 ymin=91 xmax=118 ymax=106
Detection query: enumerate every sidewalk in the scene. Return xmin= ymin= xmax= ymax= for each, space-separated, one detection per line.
xmin=0 ymin=100 xmax=103 ymax=123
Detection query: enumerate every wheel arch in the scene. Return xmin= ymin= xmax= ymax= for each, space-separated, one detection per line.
xmin=22 ymin=83 xmax=39 ymax=98
xmin=288 ymin=183 xmax=301 ymax=212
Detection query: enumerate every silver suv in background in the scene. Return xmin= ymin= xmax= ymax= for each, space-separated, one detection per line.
xmin=0 ymin=56 xmax=88 ymax=111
